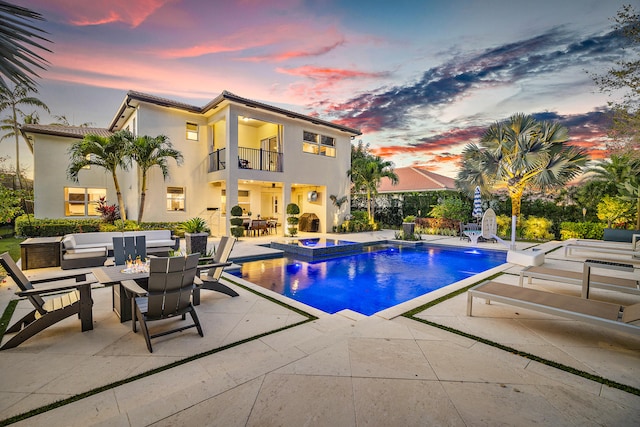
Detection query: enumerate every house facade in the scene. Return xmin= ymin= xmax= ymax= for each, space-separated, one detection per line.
xmin=22 ymin=90 xmax=361 ymax=235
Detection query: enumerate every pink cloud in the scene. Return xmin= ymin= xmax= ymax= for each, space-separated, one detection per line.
xmin=26 ymin=0 xmax=169 ymax=28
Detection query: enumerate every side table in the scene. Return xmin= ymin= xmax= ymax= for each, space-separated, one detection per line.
xmin=20 ymin=236 xmax=63 ymax=270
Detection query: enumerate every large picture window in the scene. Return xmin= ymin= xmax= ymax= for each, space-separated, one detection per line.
xmin=302 ymin=131 xmax=336 ymax=157
xmin=167 ymin=187 xmax=185 ymax=211
xmin=64 ymin=187 xmax=106 ymax=216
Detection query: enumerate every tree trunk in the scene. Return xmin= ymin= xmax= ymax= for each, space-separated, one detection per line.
xmin=112 ymin=171 xmax=126 ymax=221
xmin=509 ymin=186 xmax=524 ymax=226
xmin=138 ymin=172 xmax=147 ymax=223
xmin=12 ymin=109 xmax=21 ymax=190
xmin=366 ymin=189 xmax=373 ymax=223
xmin=636 ymin=193 xmax=640 ymax=230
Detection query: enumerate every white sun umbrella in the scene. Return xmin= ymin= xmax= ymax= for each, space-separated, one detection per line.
xmin=472 ymin=186 xmax=483 ymax=222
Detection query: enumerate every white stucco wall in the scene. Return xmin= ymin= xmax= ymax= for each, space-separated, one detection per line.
xmin=31 ymin=95 xmax=356 ymax=235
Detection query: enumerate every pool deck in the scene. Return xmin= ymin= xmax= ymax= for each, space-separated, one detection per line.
xmin=1 ymin=231 xmax=639 ymax=425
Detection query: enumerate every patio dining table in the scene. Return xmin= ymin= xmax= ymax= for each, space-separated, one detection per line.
xmin=92 ymin=265 xmax=150 ymax=322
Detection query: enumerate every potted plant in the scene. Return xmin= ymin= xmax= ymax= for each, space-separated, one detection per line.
xmin=180 ymin=217 xmax=210 ymax=255
xmin=286 ymin=203 xmax=300 ymax=237
xmin=230 ymin=205 xmax=245 ymax=238
xmin=402 ymin=215 xmax=416 ymax=237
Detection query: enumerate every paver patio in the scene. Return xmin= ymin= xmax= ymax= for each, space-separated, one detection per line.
xmin=1 ymin=231 xmax=638 ymax=426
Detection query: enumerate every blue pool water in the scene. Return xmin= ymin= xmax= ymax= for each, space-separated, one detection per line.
xmin=232 ymin=244 xmax=506 ymax=315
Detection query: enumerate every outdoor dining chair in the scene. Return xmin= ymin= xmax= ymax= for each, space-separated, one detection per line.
xmin=0 ymin=252 xmax=96 ymax=350
xmin=121 ymin=253 xmax=202 ymax=353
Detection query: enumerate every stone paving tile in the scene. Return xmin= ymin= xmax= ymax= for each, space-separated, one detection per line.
xmin=246 ymin=373 xmax=356 ymax=426
xmin=352 ymin=377 xmax=465 ymax=426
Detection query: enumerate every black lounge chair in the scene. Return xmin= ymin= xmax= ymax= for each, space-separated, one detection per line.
xmin=0 ymin=252 xmax=96 ymax=350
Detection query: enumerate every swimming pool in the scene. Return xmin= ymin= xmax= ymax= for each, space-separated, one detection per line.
xmin=231 ymin=244 xmax=507 ymax=315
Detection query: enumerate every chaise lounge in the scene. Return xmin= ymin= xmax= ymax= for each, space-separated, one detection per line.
xmin=519 ymin=265 xmax=640 ymax=296
xmin=467 ymin=281 xmax=640 ymax=336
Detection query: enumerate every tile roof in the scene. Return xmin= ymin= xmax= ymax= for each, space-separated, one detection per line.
xmin=377 ymin=166 xmax=457 ymax=193
xmin=20 ymin=124 xmax=112 ymax=139
xmin=110 ymin=90 xmax=361 ymax=136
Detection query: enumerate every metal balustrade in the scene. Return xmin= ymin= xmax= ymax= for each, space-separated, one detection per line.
xmin=208 ymin=147 xmax=283 ymax=172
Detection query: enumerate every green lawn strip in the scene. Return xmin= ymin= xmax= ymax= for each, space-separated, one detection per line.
xmin=401 ymin=275 xmax=640 ymax=397
xmin=0 ymin=279 xmax=318 ymax=426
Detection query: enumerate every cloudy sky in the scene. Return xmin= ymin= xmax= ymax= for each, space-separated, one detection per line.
xmin=3 ymin=0 xmax=635 ymax=179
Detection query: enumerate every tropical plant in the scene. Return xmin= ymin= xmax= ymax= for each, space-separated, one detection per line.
xmin=596 ymin=195 xmax=633 ymax=228
xmin=0 ymin=2 xmax=51 ymax=90
xmin=583 ymin=153 xmax=640 ymax=195
xmin=457 ymin=113 xmax=588 ymax=224
xmin=179 ymin=217 xmax=210 ymax=234
xmin=591 ymin=4 xmax=640 ymax=149
xmin=67 ymin=130 xmax=132 ymax=220
xmin=0 ymin=184 xmax=26 ymax=223
xmin=95 ymin=196 xmax=120 ymax=223
xmin=0 ymin=82 xmax=49 ymax=187
xmin=286 ymin=203 xmax=300 ymax=236
xmin=129 ymin=134 xmax=183 ymax=223
xmin=348 ymin=140 xmax=398 ymax=223
xmin=617 ymin=179 xmax=640 ymax=229
xmin=428 ymin=197 xmax=469 ymax=222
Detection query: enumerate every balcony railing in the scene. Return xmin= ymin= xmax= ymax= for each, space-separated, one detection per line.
xmin=209 ymin=148 xmax=226 ymax=172
xmin=208 ymin=147 xmax=283 ymax=173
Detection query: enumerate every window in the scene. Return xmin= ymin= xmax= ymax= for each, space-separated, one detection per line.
xmin=167 ymin=187 xmax=185 ymax=211
xmin=64 ymin=187 xmax=106 ymax=216
xmin=186 ymin=122 xmax=199 ymax=140
xmin=302 ymin=131 xmax=335 ymax=157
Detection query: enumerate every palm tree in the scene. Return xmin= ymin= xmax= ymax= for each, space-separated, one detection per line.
xmin=52 ymin=114 xmax=94 ymax=127
xmin=0 ymin=1 xmax=52 ymax=90
xmin=348 ymin=141 xmax=398 ymax=223
xmin=0 ymin=82 xmax=49 ymax=188
xmin=67 ymin=130 xmax=132 ymax=220
xmin=583 ymin=153 xmax=639 ymax=194
xmin=457 ymin=113 xmax=588 ymax=223
xmin=130 ymin=134 xmax=183 ymax=223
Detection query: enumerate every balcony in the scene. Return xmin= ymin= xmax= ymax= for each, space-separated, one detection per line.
xmin=208 ymin=147 xmax=283 ymax=173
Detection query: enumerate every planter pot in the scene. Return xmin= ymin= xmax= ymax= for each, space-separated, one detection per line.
xmin=402 ymin=222 xmax=415 ymax=236
xmin=185 ymin=232 xmax=208 ymax=255
xmin=603 ymin=228 xmax=640 ymax=243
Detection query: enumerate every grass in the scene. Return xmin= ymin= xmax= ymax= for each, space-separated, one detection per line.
xmin=0 ymin=237 xmax=24 ymax=276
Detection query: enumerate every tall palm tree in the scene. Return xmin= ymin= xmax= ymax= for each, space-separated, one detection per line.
xmin=67 ymin=130 xmax=132 ymax=220
xmin=130 ymin=134 xmax=183 ymax=223
xmin=0 ymin=82 xmax=49 ymax=188
xmin=583 ymin=153 xmax=638 ymax=194
xmin=0 ymin=1 xmax=52 ymax=90
xmin=348 ymin=141 xmax=398 ymax=223
xmin=457 ymin=113 xmax=588 ymax=222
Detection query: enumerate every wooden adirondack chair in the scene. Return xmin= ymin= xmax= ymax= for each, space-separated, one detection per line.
xmin=193 ymin=236 xmax=238 ymax=305
xmin=0 ymin=252 xmax=96 ymax=350
xmin=121 ymin=253 xmax=203 ymax=352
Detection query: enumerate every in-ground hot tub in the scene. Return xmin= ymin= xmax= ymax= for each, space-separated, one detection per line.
xmin=271 ymin=238 xmax=362 ymax=259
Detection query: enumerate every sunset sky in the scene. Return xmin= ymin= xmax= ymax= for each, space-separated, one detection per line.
xmin=3 ymin=0 xmax=635 ymax=179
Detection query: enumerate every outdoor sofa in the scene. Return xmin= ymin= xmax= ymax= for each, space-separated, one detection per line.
xmin=60 ymin=230 xmax=179 ymax=269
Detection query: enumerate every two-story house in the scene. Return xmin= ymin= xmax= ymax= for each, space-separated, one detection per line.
xmin=21 ymin=90 xmax=361 ymax=235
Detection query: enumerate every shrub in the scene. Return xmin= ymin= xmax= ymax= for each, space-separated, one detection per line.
xmin=15 ymin=215 xmax=181 ymax=237
xmin=229 ymin=205 xmax=245 ymax=238
xmin=403 ymin=215 xmax=415 ymax=223
xmin=428 ymin=197 xmax=470 ymax=222
xmin=496 ymin=215 xmax=512 ymax=238
xmin=521 ymin=216 xmax=554 ymax=241
xmin=414 ymin=217 xmax=458 ymax=235
xmin=559 ymin=222 xmax=605 ymax=240
xmin=286 ymin=203 xmax=300 ymax=236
